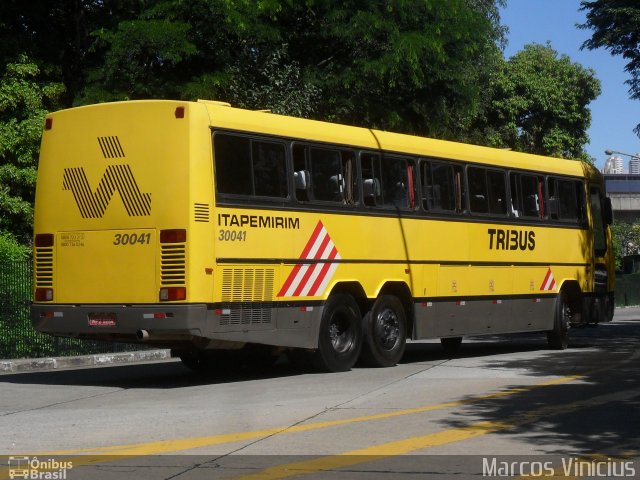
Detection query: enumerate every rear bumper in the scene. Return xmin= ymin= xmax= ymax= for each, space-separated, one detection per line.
xmin=31 ymin=302 xmax=321 ymax=349
xmin=32 ymin=303 xmax=209 ymax=343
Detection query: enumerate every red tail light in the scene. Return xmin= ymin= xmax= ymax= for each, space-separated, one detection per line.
xmin=35 ymin=234 xmax=54 ymax=247
xmin=160 ymin=229 xmax=186 ymax=243
xmin=159 ymin=287 xmax=186 ymax=301
xmin=35 ymin=288 xmax=54 ymax=302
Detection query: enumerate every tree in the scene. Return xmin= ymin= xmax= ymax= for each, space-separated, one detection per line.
xmin=0 ymin=55 xmax=64 ymax=243
xmin=580 ymin=0 xmax=640 ymax=136
xmin=79 ymin=19 xmax=198 ymax=102
xmin=220 ymin=46 xmax=321 ymax=118
xmin=74 ymin=0 xmax=506 ymax=136
xmin=472 ymin=43 xmax=601 ymax=159
xmin=278 ymin=0 xmax=506 ymax=137
xmin=611 ymin=221 xmax=640 ymax=271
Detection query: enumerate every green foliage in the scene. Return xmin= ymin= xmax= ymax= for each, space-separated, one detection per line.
xmin=0 ymin=56 xmax=64 ymax=242
xmin=580 ymin=0 xmax=640 ymax=135
xmin=79 ymin=19 xmax=198 ymax=102
xmin=281 ymin=0 xmax=506 ymax=137
xmin=0 ymin=0 xmax=603 ymax=247
xmin=220 ymin=46 xmax=321 ymax=118
xmin=472 ymin=43 xmax=601 ymax=159
xmin=0 ymin=231 xmax=29 ymax=262
xmin=611 ymin=221 xmax=640 ymax=270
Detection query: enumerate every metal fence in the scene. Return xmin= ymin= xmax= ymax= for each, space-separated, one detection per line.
xmin=0 ymin=260 xmax=140 ymax=359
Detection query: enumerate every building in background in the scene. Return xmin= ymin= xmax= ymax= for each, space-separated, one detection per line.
xmin=629 ymin=155 xmax=640 ymax=175
xmin=603 ymin=155 xmax=625 ymax=174
xmin=604 ymin=174 xmax=640 ymax=223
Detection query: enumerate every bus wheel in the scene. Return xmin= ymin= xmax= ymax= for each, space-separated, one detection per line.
xmin=547 ymin=290 xmax=570 ymax=350
xmin=440 ymin=337 xmax=463 ymax=355
xmin=360 ymin=295 xmax=407 ymax=367
xmin=311 ymin=294 xmax=362 ymax=372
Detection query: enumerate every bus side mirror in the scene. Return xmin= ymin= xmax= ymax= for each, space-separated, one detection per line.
xmin=604 ymin=197 xmax=613 ymax=225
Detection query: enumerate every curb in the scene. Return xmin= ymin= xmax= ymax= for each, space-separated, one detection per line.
xmin=0 ymin=349 xmax=172 ymax=374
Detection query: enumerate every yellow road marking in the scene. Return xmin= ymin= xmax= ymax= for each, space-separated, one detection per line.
xmin=36 ymin=373 xmax=583 ymax=457
xmin=234 ymin=388 xmax=640 ymax=480
xmin=2 ymin=351 xmax=636 ymax=480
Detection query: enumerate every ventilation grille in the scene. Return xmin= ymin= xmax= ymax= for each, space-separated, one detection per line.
xmin=160 ymin=243 xmax=186 ymax=285
xmin=35 ymin=246 xmax=54 ymax=287
xmin=220 ymin=268 xmax=275 ymax=326
xmin=194 ymin=203 xmax=210 ymax=222
xmin=97 ymin=136 xmax=125 ymax=158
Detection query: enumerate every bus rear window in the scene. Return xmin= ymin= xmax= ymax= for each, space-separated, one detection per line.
xmin=214 ymin=133 xmax=287 ymax=198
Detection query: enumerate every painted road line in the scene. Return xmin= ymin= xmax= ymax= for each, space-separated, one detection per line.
xmin=31 ymin=373 xmax=585 ymax=458
xmin=2 ymin=350 xmax=636 ymax=480
xmin=232 ymin=388 xmax=640 ymax=480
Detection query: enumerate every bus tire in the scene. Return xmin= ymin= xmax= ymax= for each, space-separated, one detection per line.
xmin=440 ymin=337 xmax=463 ymax=355
xmin=360 ymin=295 xmax=407 ymax=367
xmin=311 ymin=294 xmax=362 ymax=372
xmin=547 ymin=290 xmax=570 ymax=350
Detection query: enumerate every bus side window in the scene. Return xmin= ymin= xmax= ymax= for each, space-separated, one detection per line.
xmin=381 ymin=156 xmax=415 ymax=209
xmin=214 ymin=133 xmax=287 ymax=198
xmin=551 ymin=178 xmax=581 ymax=222
xmin=213 ymin=133 xmax=252 ymax=196
xmin=520 ymin=174 xmax=545 ymax=219
xmin=310 ymin=147 xmax=344 ymax=202
xmin=361 ymin=153 xmax=382 ymax=207
xmin=509 ymin=173 xmax=521 ymax=217
xmin=341 ymin=150 xmax=358 ymax=205
xmin=252 ymin=140 xmax=287 ymax=198
xmin=468 ymin=166 xmax=488 ymax=214
xmin=576 ymin=181 xmax=587 ymax=224
xmin=487 ymin=169 xmax=507 ymax=215
xmin=425 ymin=161 xmax=456 ymax=212
xmin=293 ymin=144 xmax=310 ymax=202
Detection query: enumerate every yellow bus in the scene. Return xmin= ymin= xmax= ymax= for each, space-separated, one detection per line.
xmin=31 ymin=100 xmax=614 ymax=372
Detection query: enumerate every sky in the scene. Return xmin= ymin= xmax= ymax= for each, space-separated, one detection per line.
xmin=500 ymin=0 xmax=639 ymax=170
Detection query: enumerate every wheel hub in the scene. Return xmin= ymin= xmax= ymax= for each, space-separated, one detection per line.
xmin=375 ymin=309 xmax=400 ymax=349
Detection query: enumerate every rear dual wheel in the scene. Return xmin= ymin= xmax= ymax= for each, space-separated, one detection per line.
xmin=311 ymin=294 xmax=363 ymax=372
xmin=360 ymin=295 xmax=407 ymax=367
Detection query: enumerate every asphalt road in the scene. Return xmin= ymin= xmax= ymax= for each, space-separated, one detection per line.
xmin=1 ymin=308 xmax=639 ymax=479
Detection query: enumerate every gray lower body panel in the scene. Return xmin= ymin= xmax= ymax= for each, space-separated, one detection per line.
xmin=33 ymin=295 xmax=560 ymax=352
xmin=31 ymin=303 xmax=323 ymax=350
xmin=413 ymin=297 xmax=556 ymax=339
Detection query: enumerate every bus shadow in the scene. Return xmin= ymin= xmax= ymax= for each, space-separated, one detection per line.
xmin=0 ymin=355 xmax=308 ymax=389
xmin=431 ymin=318 xmax=640 ymax=455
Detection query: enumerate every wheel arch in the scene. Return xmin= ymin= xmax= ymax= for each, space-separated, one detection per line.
xmin=329 ymin=281 xmax=368 ymax=317
xmin=558 ymin=279 xmax=582 ymax=320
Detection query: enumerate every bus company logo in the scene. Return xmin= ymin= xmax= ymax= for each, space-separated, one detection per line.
xmin=540 ymin=267 xmax=556 ymax=291
xmin=277 ymin=221 xmax=341 ymax=297
xmin=8 ymin=456 xmax=73 ymax=479
xmin=62 ymin=164 xmax=151 ymax=218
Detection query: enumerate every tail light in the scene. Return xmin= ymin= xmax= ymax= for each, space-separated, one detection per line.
xmin=35 ymin=288 xmax=54 ymax=302
xmin=159 ymin=287 xmax=186 ymax=302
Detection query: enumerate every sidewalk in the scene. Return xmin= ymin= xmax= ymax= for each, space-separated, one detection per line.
xmin=0 ymin=349 xmax=172 ymax=373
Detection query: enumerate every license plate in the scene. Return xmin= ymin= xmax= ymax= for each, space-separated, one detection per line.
xmin=88 ymin=312 xmax=117 ymax=327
